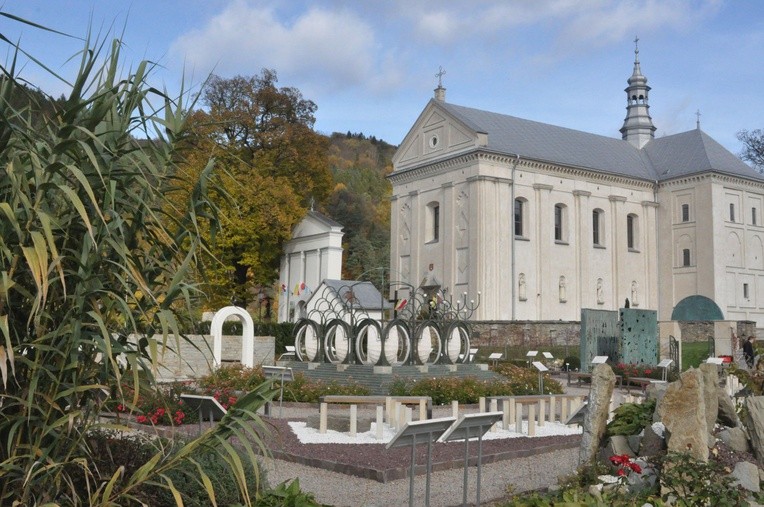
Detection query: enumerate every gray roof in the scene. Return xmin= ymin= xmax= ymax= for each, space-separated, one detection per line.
xmin=321 ymin=279 xmax=392 ymax=310
xmin=437 ymin=101 xmax=761 ymax=183
xmin=307 ymin=210 xmax=343 ymax=229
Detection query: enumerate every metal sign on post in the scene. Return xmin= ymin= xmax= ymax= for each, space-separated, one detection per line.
xmin=179 ymin=394 xmax=227 ymax=435
xmin=526 ymin=350 xmax=538 ymax=368
xmin=542 ymin=352 xmax=554 ymax=359
xmin=488 ymin=352 xmax=503 ymax=367
xmin=532 ymin=361 xmax=549 ymax=394
xmin=591 ymin=355 xmax=609 ymax=365
xmin=658 ymin=359 xmax=673 ymax=381
xmin=262 ymin=365 xmax=294 ymax=417
xmin=386 ymin=417 xmax=457 ymax=507
xmin=439 ymin=412 xmax=504 ymax=507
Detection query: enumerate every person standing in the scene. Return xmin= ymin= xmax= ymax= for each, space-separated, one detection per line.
xmin=743 ymin=335 xmax=756 ymax=368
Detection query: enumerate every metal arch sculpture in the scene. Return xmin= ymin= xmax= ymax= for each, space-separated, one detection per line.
xmin=290 ymin=270 xmax=480 ymax=367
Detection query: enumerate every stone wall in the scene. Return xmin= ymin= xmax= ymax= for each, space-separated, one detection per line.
xmin=143 ymin=334 xmax=275 ymax=382
xmin=469 ymin=320 xmax=580 ymax=350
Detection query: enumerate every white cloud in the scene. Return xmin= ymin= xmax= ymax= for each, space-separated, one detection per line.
xmin=169 ymin=0 xmax=401 ymax=94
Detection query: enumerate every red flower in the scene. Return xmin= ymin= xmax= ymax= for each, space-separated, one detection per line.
xmin=629 ymin=462 xmax=642 ymax=474
xmin=116 ymin=404 xmax=125 ymax=413
xmin=136 ymin=415 xmax=147 ymax=424
xmin=617 ymin=469 xmax=626 ymax=476
xmin=155 ymin=407 xmax=166 ymax=417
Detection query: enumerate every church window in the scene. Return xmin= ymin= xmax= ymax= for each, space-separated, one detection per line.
xmin=682 ymin=249 xmax=691 ymax=267
xmin=627 ymin=214 xmax=639 ymax=250
xmin=730 ymin=203 xmax=736 ymax=222
xmin=514 ymin=198 xmax=527 ymax=238
xmin=426 ymin=202 xmax=440 ymax=243
xmin=744 ymin=283 xmax=750 ymax=300
xmin=681 ymin=204 xmax=690 ymax=222
xmin=554 ymin=204 xmax=568 ymax=243
xmin=753 ymin=207 xmax=758 ymax=226
xmin=593 ymin=209 xmax=604 ymax=246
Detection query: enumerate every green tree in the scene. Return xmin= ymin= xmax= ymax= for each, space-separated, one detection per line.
xmin=0 ymin=15 xmax=275 ymax=504
xmin=738 ymin=128 xmax=764 ymax=172
xmin=324 ymin=133 xmax=394 ymax=282
xmin=179 ymin=71 xmax=331 ymax=309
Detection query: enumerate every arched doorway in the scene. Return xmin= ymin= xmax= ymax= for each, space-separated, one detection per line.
xmin=210 ymin=306 xmax=255 ymax=368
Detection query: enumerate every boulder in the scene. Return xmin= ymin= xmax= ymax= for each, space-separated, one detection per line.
xmin=655 ymin=368 xmax=709 ymax=462
xmin=699 ymin=363 xmax=720 ymax=431
xmin=579 ymin=363 xmax=616 ymax=464
xmin=601 ymin=435 xmax=636 ymax=464
xmin=744 ymin=396 xmax=764 ymax=463
xmin=730 ymin=461 xmax=761 ymax=493
xmin=717 ymin=387 xmax=740 ymax=427
xmin=639 ymin=423 xmax=666 ymax=457
xmin=718 ymin=427 xmax=750 ymax=453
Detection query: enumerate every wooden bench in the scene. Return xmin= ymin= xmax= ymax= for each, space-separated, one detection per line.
xmin=624 ymin=377 xmax=665 ymax=393
xmin=567 ymin=371 xmax=623 ymax=387
xmin=318 ymin=395 xmax=433 ymax=419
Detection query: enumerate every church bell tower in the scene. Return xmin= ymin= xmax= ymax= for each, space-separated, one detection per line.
xmin=620 ymin=37 xmax=656 ymax=148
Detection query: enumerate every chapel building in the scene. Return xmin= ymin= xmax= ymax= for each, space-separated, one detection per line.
xmin=389 ymin=44 xmax=764 ymax=327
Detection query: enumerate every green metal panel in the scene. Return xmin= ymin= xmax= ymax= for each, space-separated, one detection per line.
xmin=671 ymin=295 xmax=724 ymax=321
xmin=580 ymin=309 xmax=618 ymax=372
xmin=619 ymin=308 xmax=658 ymax=365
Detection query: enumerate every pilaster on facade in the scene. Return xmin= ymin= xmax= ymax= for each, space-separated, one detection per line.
xmin=574 ymin=190 xmax=591 ymax=313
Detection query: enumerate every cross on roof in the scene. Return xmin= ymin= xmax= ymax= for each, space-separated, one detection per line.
xmin=696 ymin=109 xmax=702 ymax=129
xmin=436 ymin=66 xmax=446 ymax=87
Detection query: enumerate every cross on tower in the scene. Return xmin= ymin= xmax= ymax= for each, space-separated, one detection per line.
xmin=696 ymin=109 xmax=702 ymax=129
xmin=435 ymin=66 xmax=446 ymax=87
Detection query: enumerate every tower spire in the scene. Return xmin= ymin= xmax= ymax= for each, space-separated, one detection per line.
xmin=620 ymin=36 xmax=656 ymax=148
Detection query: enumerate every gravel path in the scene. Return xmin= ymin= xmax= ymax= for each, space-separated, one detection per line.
xmin=262 ymin=445 xmax=579 ymax=506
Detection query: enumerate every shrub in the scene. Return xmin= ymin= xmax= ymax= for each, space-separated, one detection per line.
xmin=658 ymin=451 xmax=745 ymax=506
xmin=563 ymin=356 xmax=581 ymax=371
xmin=606 ymin=399 xmax=656 ymax=437
xmin=283 ymin=373 xmax=369 ymax=402
xmin=197 ymin=364 xmax=266 ymax=392
xmin=492 ymin=364 xmax=564 ymax=395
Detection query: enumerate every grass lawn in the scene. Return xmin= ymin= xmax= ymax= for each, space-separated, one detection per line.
xmin=682 ymin=341 xmax=712 ymax=369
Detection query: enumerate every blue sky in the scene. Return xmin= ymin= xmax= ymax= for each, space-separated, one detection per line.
xmin=3 ymin=1 xmax=763 ymax=156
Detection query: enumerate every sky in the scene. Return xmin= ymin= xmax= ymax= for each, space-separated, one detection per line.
xmin=2 ymin=0 xmax=763 ymax=156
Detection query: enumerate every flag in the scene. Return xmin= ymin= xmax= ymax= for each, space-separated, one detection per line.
xmin=293 ymin=283 xmax=300 ymax=296
xmin=395 ymin=298 xmax=408 ymax=311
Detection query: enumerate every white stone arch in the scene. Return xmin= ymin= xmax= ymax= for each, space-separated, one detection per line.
xmin=727 ymin=231 xmax=742 ymax=267
xmin=211 ymin=306 xmax=255 ymax=368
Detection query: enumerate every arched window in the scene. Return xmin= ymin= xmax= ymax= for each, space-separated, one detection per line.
xmin=627 ymin=213 xmax=639 ymax=250
xmin=514 ymin=198 xmax=528 ymax=238
xmin=426 ymin=201 xmax=440 ymax=243
xmin=592 ymin=208 xmax=605 ymax=246
xmin=554 ymin=203 xmax=568 ymax=243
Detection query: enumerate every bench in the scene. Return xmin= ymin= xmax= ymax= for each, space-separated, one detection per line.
xmin=567 ymin=371 xmax=623 ymax=387
xmin=318 ymin=395 xmax=433 ymax=420
xmin=278 ymin=345 xmax=296 ymax=361
xmin=624 ymin=377 xmax=665 ymax=393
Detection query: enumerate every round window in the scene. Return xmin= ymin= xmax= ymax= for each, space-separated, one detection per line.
xmin=429 ymin=135 xmax=439 ymax=148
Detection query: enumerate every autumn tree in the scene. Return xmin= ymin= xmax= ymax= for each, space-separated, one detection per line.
xmin=179 ymin=71 xmax=331 ymax=309
xmin=738 ymin=129 xmax=764 ymax=172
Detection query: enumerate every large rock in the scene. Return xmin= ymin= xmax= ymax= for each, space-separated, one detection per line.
xmin=717 ymin=387 xmax=740 ymax=427
xmin=718 ymin=427 xmax=750 ymax=453
xmin=730 ymin=461 xmax=761 ymax=493
xmin=699 ymin=363 xmax=719 ymax=432
xmin=639 ymin=422 xmax=666 ymax=457
xmin=744 ymin=396 xmax=764 ymax=463
xmin=601 ymin=435 xmax=636 ymax=464
xmin=655 ymin=368 xmax=709 ymax=462
xmin=579 ymin=363 xmax=616 ymax=464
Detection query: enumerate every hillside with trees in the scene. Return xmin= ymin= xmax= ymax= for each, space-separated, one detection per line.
xmin=323 ymin=132 xmax=395 ymax=282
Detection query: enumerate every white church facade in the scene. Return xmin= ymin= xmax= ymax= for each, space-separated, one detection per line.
xmin=389 ymin=45 xmax=764 ymax=327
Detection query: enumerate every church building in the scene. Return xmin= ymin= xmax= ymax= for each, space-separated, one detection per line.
xmin=389 ymin=44 xmax=764 ymax=327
